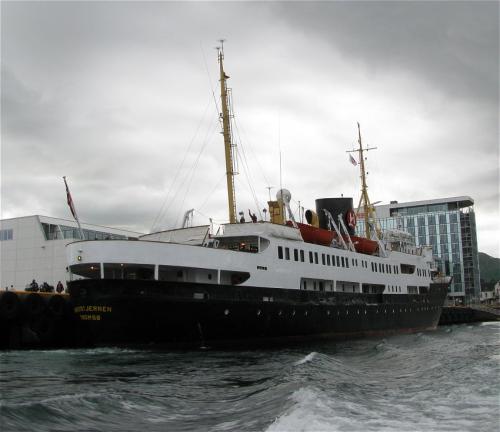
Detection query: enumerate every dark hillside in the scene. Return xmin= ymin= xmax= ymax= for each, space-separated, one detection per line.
xmin=479 ymin=252 xmax=500 ymax=283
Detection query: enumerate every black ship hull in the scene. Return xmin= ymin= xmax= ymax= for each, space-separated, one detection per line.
xmin=69 ymin=279 xmax=448 ymax=347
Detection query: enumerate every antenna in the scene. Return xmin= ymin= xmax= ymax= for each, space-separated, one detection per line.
xmin=266 ymin=186 xmax=274 ymax=201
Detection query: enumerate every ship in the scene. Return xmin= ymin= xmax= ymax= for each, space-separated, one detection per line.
xmin=66 ymin=44 xmax=449 ymax=347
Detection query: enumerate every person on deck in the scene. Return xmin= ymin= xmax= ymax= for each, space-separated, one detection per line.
xmin=56 ymin=281 xmax=64 ymax=294
xmin=248 ymin=210 xmax=257 ymax=223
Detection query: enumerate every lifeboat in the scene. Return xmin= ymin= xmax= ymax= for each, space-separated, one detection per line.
xmin=289 ymin=221 xmax=378 ymax=254
xmin=348 ymin=235 xmax=378 ymax=254
xmin=286 ymin=221 xmax=334 ymax=246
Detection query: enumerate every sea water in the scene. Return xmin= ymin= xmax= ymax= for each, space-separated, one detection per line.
xmin=1 ymin=322 xmax=499 ymax=431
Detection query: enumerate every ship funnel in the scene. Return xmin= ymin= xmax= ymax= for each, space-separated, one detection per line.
xmin=315 ymin=197 xmax=356 ymax=235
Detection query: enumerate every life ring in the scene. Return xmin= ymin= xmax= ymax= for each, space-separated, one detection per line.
xmin=347 ymin=209 xmax=357 ymax=229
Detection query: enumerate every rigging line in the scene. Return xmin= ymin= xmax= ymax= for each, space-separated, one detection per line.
xmin=200 ymin=41 xmax=222 ymax=128
xmin=198 ymin=173 xmax=226 ymax=212
xmin=158 ymin=108 xmax=217 ymax=230
xmin=231 ymin=116 xmax=265 ymax=216
xmin=150 ymin=97 xmax=212 ymax=232
xmin=235 ymin=143 xmax=263 ymax=219
xmin=232 ymin=107 xmax=272 ymax=188
xmin=173 ymin=119 xmax=219 ymax=228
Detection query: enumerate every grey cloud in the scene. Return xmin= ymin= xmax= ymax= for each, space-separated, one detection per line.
xmin=273 ymin=1 xmax=499 ymax=104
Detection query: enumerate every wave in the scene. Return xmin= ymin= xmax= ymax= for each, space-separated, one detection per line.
xmin=294 ymin=352 xmax=317 ymax=366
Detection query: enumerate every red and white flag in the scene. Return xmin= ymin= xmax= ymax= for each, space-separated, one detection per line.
xmin=63 ymin=176 xmax=79 ymax=222
xmin=349 ymin=154 xmax=358 ymax=166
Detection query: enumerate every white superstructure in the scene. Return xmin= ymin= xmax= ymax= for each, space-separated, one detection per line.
xmin=67 ymin=222 xmax=436 ymax=295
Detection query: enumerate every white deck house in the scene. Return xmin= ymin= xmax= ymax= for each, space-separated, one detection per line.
xmin=0 ymin=215 xmax=142 ymax=291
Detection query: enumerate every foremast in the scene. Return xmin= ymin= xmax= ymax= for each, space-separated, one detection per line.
xmin=347 ymin=123 xmax=378 ymax=240
xmin=218 ymin=41 xmax=237 ymax=224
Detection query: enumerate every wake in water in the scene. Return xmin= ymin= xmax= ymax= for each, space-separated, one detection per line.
xmin=1 ymin=323 xmax=499 ymax=432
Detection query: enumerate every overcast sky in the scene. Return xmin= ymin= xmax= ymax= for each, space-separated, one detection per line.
xmin=1 ymin=1 xmax=499 ymax=256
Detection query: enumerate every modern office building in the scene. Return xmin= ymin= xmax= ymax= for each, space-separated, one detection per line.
xmin=0 ymin=215 xmax=142 ymax=291
xmin=356 ymin=196 xmax=480 ymax=304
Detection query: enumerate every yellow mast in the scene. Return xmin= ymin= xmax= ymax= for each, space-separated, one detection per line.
xmin=347 ymin=123 xmax=377 ymax=239
xmin=218 ymin=41 xmax=237 ymax=224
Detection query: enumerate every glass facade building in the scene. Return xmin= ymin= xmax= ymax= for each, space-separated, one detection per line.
xmin=356 ymin=197 xmax=480 ymax=304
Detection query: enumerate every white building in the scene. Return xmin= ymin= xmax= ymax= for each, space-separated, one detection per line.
xmin=0 ymin=215 xmax=142 ymax=291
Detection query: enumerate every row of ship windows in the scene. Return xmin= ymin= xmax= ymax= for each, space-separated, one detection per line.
xmin=277 ymin=246 xmax=429 ymax=278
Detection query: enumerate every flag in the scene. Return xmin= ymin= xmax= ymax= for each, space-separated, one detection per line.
xmin=63 ymin=176 xmax=78 ymax=221
xmin=349 ymin=154 xmax=358 ymax=166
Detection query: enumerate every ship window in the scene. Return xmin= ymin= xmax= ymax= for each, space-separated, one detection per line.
xmin=70 ymin=263 xmax=101 ymax=279
xmin=285 ymin=247 xmax=290 ymax=260
xmin=341 ymin=257 xmax=345 ymax=268
xmin=346 ymin=258 xmax=349 ymax=268
xmin=336 ymin=256 xmax=340 ymax=267
xmin=314 ymin=252 xmax=318 ymax=264
xmin=278 ymin=246 xmax=283 ymax=259
xmin=401 ymin=264 xmax=416 ymax=274
xmin=309 ymin=251 xmax=313 ymax=263
xmin=327 ymin=255 xmax=331 ymax=266
xmin=319 ymin=281 xmax=324 ymax=292
xmin=302 ymin=280 xmax=307 ymax=290
xmin=321 ymin=254 xmax=325 ymax=265
xmin=103 ymin=263 xmax=154 ymax=280
xmin=300 ymin=250 xmax=304 ymax=262
xmin=294 ymin=249 xmax=299 ymax=261
xmin=332 ymin=255 xmax=336 ymax=266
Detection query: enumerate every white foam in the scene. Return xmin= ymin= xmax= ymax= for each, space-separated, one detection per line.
xmin=294 ymin=352 xmax=317 ymax=366
xmin=266 ymin=387 xmax=336 ymax=432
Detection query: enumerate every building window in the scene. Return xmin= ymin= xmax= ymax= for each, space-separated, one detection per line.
xmin=309 ymin=251 xmax=313 ymax=263
xmin=0 ymin=229 xmax=13 ymax=241
xmin=327 ymin=255 xmax=331 ymax=266
xmin=321 ymin=254 xmax=325 ymax=265
xmin=294 ymin=248 xmax=299 ymax=261
xmin=332 ymin=255 xmax=336 ymax=266
xmin=278 ymin=246 xmax=283 ymax=259
xmin=285 ymin=247 xmax=290 ymax=260
xmin=314 ymin=252 xmax=318 ymax=264
xmin=300 ymin=250 xmax=305 ymax=262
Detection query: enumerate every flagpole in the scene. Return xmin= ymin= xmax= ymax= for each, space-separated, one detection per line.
xmin=63 ymin=176 xmax=85 ymax=240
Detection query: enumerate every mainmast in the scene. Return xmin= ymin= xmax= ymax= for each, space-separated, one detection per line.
xmin=217 ymin=40 xmax=237 ymax=224
xmin=347 ymin=123 xmax=378 ymax=239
